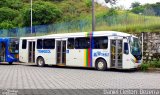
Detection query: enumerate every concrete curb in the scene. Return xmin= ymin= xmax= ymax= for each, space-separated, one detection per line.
xmin=147 ymin=68 xmax=160 ymax=73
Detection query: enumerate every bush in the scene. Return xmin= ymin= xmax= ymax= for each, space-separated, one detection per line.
xmin=140 ymin=61 xmax=160 ymax=72
xmin=140 ymin=63 xmax=149 ymax=72
xmin=0 ymin=7 xmax=19 ymax=23
xmin=149 ymin=61 xmax=160 ymax=68
xmin=0 ymin=21 xmax=14 ymax=29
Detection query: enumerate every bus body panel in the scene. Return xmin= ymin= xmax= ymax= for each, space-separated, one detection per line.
xmin=92 ymin=49 xmax=110 ymax=68
xmin=66 ymin=49 xmax=85 ymax=67
xmin=66 ymin=49 xmax=75 ymax=66
xmin=19 ymin=39 xmax=28 ymax=63
xmin=35 ymin=49 xmax=56 ymax=65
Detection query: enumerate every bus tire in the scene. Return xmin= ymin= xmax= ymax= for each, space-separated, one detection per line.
xmin=37 ymin=57 xmax=45 ymax=67
xmin=9 ymin=62 xmax=13 ymax=65
xmin=96 ymin=59 xmax=107 ymax=71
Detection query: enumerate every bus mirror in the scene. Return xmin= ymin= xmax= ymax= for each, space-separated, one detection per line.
xmin=124 ymin=43 xmax=129 ymax=54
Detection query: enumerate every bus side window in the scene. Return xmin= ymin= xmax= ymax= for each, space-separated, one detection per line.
xmin=9 ymin=41 xmax=19 ymax=53
xmin=22 ymin=39 xmax=27 ymax=49
xmin=67 ymin=38 xmax=74 ymax=49
xmin=75 ymin=37 xmax=90 ymax=49
xmin=43 ymin=39 xmax=55 ymax=49
xmin=124 ymin=42 xmax=129 ymax=54
xmin=37 ymin=39 xmax=43 ymax=49
xmin=93 ymin=37 xmax=108 ymax=49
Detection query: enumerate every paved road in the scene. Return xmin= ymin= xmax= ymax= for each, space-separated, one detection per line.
xmin=0 ymin=63 xmax=159 ymax=89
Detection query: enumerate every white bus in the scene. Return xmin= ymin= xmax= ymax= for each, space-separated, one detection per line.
xmin=19 ymin=31 xmax=142 ymax=70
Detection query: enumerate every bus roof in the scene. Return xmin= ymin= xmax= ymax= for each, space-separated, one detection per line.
xmin=20 ymin=31 xmax=136 ymax=39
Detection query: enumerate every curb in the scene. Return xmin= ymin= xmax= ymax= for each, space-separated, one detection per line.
xmin=147 ymin=68 xmax=160 ymax=73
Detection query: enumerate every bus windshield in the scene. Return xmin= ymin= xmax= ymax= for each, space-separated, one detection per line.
xmin=129 ymin=37 xmax=142 ymax=60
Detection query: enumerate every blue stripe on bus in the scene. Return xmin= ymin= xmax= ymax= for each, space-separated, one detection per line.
xmin=90 ymin=32 xmax=94 ymax=67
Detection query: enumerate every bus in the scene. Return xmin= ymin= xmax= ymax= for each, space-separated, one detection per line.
xmin=19 ymin=31 xmax=142 ymax=70
xmin=0 ymin=38 xmax=19 ymax=64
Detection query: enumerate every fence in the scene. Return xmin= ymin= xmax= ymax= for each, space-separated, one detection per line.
xmin=0 ymin=13 xmax=160 ymax=37
xmin=0 ymin=19 xmax=92 ymax=37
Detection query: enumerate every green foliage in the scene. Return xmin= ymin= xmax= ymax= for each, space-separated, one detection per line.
xmin=102 ymin=8 xmax=118 ymax=26
xmin=131 ymin=3 xmax=160 ymax=16
xmin=140 ymin=63 xmax=149 ymax=72
xmin=42 ymin=0 xmax=64 ymax=2
xmin=0 ymin=0 xmax=159 ymax=33
xmin=0 ymin=7 xmax=19 ymax=29
xmin=21 ymin=1 xmax=62 ymax=26
xmin=104 ymin=0 xmax=117 ymax=5
xmin=0 ymin=0 xmax=95 ymax=29
xmin=131 ymin=2 xmax=141 ymax=8
xmin=0 ymin=21 xmax=14 ymax=29
xmin=0 ymin=0 xmax=23 ymax=29
xmin=95 ymin=12 xmax=160 ymax=33
xmin=59 ymin=0 xmax=92 ymax=22
xmin=140 ymin=61 xmax=160 ymax=72
xmin=85 ymin=0 xmax=92 ymax=8
xmin=143 ymin=7 xmax=156 ymax=16
xmin=105 ymin=8 xmax=118 ymax=16
xmin=0 ymin=7 xmax=19 ymax=22
xmin=131 ymin=6 xmax=144 ymax=14
xmin=0 ymin=0 xmax=23 ymax=10
xmin=149 ymin=61 xmax=160 ymax=68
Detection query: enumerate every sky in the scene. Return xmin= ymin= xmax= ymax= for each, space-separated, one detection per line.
xmin=96 ymin=0 xmax=160 ymax=9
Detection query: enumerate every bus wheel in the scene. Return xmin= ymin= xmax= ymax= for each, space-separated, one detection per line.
xmin=9 ymin=62 xmax=13 ymax=65
xmin=96 ymin=59 xmax=107 ymax=71
xmin=37 ymin=57 xmax=45 ymax=67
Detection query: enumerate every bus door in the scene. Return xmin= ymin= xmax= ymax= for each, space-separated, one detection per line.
xmin=28 ymin=41 xmax=35 ymax=63
xmin=56 ymin=39 xmax=66 ymax=65
xmin=0 ymin=42 xmax=6 ymax=62
xmin=110 ymin=39 xmax=123 ymax=68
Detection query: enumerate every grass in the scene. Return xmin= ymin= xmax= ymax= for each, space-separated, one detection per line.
xmin=95 ymin=13 xmax=160 ymax=33
xmin=140 ymin=61 xmax=160 ymax=72
xmin=49 ymin=12 xmax=160 ymax=34
xmin=140 ymin=63 xmax=149 ymax=72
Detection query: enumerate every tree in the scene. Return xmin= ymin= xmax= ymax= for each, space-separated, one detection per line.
xmin=105 ymin=0 xmax=117 ymax=5
xmin=143 ymin=7 xmax=156 ymax=16
xmin=131 ymin=6 xmax=144 ymax=14
xmin=0 ymin=7 xmax=19 ymax=23
xmin=0 ymin=21 xmax=14 ymax=29
xmin=21 ymin=1 xmax=62 ymax=26
xmin=131 ymin=3 xmax=160 ymax=16
xmin=85 ymin=0 xmax=92 ymax=8
xmin=131 ymin=2 xmax=141 ymax=8
xmin=0 ymin=0 xmax=23 ymax=10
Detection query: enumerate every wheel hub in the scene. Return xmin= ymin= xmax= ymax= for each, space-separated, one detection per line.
xmin=38 ymin=59 xmax=43 ymax=66
xmin=98 ymin=62 xmax=104 ymax=69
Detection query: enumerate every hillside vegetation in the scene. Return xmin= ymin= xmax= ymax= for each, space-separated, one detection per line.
xmin=0 ymin=0 xmax=160 ymax=34
xmin=0 ymin=0 xmax=106 ymax=29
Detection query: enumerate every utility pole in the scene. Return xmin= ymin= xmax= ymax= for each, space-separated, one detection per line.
xmin=141 ymin=32 xmax=144 ymax=63
xmin=31 ymin=0 xmax=33 ymax=34
xmin=92 ymin=0 xmax=95 ymax=32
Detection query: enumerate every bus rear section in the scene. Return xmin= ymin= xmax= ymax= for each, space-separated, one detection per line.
xmin=0 ymin=38 xmax=19 ymax=64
